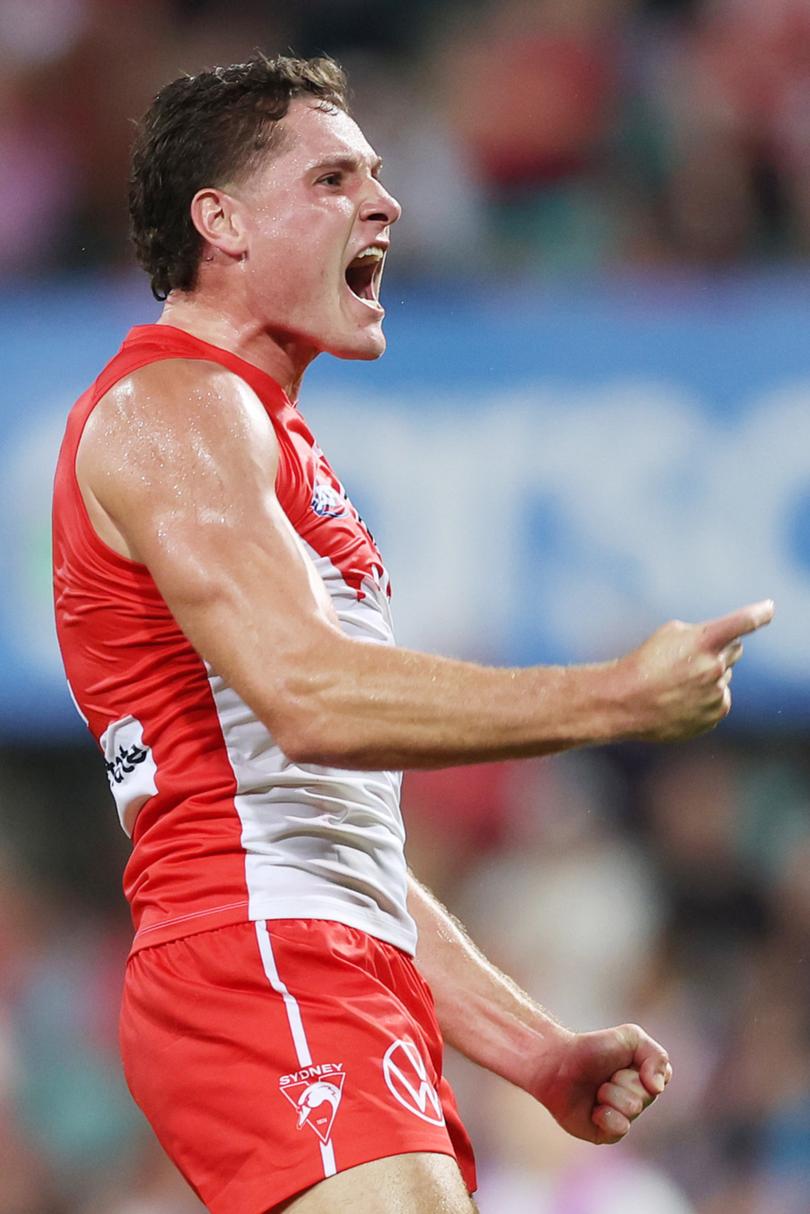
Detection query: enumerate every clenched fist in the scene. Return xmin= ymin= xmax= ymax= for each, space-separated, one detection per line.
xmin=618 ymin=599 xmax=774 ymax=742
xmin=529 ymin=1022 xmax=672 ymax=1145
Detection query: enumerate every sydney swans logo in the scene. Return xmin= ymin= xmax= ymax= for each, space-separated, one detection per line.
xmin=279 ymin=1063 xmax=346 ymax=1144
xmin=382 ymin=1039 xmax=445 ymax=1126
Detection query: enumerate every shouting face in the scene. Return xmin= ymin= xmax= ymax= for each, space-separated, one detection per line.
xmin=197 ymin=98 xmax=401 ymax=363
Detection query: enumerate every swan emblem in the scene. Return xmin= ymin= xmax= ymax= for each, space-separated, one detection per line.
xmin=296 ymin=1079 xmax=342 ymax=1130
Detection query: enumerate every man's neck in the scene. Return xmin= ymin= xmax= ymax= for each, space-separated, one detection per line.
xmin=157 ymin=293 xmax=316 ymax=401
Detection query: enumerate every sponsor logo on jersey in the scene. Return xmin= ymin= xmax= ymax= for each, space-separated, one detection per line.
xmin=99 ymin=714 xmax=158 ymax=836
xmin=310 ymin=480 xmax=348 ymax=519
xmin=279 ymin=1062 xmax=346 ymax=1144
xmin=382 ymin=1039 xmax=445 ymax=1126
xmin=106 ymin=741 xmax=148 ymax=784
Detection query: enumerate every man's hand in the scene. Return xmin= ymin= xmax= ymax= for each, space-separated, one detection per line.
xmin=619 ymin=598 xmax=774 ymax=742
xmin=529 ymin=1023 xmax=671 ymax=1145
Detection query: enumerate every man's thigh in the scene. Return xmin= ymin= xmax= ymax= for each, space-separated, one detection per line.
xmin=273 ymin=1152 xmax=477 ymax=1214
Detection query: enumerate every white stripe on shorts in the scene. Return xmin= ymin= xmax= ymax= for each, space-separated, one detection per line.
xmin=255 ymin=920 xmax=337 ymax=1178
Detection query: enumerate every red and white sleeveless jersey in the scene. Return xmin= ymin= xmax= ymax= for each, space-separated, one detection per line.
xmin=52 ymin=324 xmax=416 ymax=956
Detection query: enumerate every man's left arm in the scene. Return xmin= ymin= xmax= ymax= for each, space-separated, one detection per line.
xmin=408 ymin=873 xmax=671 ymax=1145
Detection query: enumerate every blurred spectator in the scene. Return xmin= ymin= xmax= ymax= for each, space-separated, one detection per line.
xmin=641 ymin=0 xmax=810 ymax=263
xmin=642 ymin=750 xmax=772 ymax=1012
xmin=447 ymin=752 xmax=662 ymax=1028
xmin=438 ymin=0 xmax=632 ymax=271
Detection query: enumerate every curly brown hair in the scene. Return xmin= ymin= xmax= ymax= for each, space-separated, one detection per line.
xmin=128 ymin=54 xmax=349 ymax=301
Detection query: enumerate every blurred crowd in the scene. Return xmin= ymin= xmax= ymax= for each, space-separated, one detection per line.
xmin=6 ymin=0 xmax=810 ymax=281
xmin=1 ymin=737 xmax=808 ymax=1214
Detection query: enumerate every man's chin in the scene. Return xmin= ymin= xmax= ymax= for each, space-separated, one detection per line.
xmin=327 ymin=325 xmax=387 ymax=361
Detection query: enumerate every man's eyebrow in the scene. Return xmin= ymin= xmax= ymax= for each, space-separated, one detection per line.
xmin=309 ymin=153 xmax=384 ymax=176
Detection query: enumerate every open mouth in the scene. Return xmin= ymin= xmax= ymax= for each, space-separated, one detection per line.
xmin=344 ymin=247 xmax=385 ymax=307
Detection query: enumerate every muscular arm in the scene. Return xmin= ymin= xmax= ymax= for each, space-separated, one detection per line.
xmin=408 ymin=874 xmax=670 ymax=1144
xmin=77 ymin=359 xmax=772 ymax=769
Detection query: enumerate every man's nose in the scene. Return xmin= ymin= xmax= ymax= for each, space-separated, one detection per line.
xmin=361 ymin=181 xmax=402 ymax=227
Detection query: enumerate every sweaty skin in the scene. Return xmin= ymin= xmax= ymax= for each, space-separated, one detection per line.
xmin=76 ymin=95 xmax=772 ymax=1165
xmin=78 ymin=352 xmax=771 ymax=769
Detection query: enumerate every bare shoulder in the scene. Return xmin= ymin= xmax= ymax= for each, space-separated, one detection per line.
xmin=79 ymin=357 xmax=278 ymax=486
xmin=76 ymin=356 xmax=281 ymax=562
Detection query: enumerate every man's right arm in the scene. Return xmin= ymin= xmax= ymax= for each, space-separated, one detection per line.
xmin=77 ymin=359 xmax=773 ymax=770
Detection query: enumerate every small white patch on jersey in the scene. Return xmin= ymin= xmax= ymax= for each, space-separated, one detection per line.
xmin=382 ymin=1039 xmax=445 ymax=1126
xmin=100 ymin=714 xmax=158 ymax=836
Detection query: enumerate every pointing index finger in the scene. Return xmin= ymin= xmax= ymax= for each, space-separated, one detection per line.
xmin=700 ymin=599 xmax=775 ymax=653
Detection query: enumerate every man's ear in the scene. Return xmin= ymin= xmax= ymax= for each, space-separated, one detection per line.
xmin=190 ymin=187 xmax=248 ymax=260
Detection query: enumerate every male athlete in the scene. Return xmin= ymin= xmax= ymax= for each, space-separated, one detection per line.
xmin=52 ymin=56 xmax=773 ymax=1214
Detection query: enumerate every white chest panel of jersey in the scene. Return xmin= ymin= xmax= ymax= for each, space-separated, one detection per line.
xmin=207 ymin=545 xmax=416 ymax=955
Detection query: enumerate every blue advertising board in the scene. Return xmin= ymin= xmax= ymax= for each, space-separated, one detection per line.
xmin=2 ymin=272 xmax=809 ymax=736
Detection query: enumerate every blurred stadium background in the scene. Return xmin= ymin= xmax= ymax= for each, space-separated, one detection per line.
xmin=2 ymin=0 xmax=810 ymax=1211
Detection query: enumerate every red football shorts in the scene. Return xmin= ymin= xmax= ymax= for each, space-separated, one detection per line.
xmin=119 ymin=919 xmax=477 ymax=1214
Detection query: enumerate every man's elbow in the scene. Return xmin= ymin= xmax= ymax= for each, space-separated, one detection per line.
xmin=275 ymin=713 xmax=328 ymax=765
xmin=274 ymin=712 xmax=362 ymax=768
xmin=269 ymin=680 xmax=362 ymax=769
xmin=253 ymin=639 xmax=382 ymax=768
